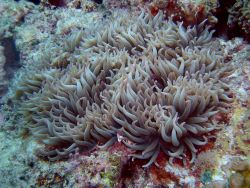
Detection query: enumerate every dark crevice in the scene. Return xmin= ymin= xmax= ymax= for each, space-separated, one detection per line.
xmin=92 ymin=0 xmax=103 ymax=4
xmin=14 ymin=0 xmax=41 ymax=5
xmin=213 ymin=0 xmax=237 ymax=39
xmin=48 ymin=0 xmax=66 ymax=7
xmin=118 ymin=159 xmax=141 ymax=187
xmin=1 ymin=37 xmax=21 ymax=80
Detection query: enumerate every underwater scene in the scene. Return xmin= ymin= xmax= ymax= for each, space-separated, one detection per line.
xmin=0 ymin=0 xmax=250 ymax=187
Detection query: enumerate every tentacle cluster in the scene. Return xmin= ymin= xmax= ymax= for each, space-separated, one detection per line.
xmin=15 ymin=11 xmax=233 ymax=166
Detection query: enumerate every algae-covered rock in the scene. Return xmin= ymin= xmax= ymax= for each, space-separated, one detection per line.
xmin=228 ymin=0 xmax=250 ymax=41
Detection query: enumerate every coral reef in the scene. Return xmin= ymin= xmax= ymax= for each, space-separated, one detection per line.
xmin=228 ymin=0 xmax=250 ymax=41
xmin=14 ymin=10 xmax=233 ymax=168
xmin=40 ymin=0 xmax=100 ymax=10
xmin=221 ymin=157 xmax=250 ymax=188
xmin=64 ymin=151 xmax=122 ymax=187
xmin=0 ymin=0 xmax=34 ymax=39
xmin=0 ymin=0 xmax=249 ymax=187
xmin=149 ymin=0 xmax=219 ymax=26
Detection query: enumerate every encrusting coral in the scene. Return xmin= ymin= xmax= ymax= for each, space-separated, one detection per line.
xmin=14 ymin=10 xmax=233 ymax=167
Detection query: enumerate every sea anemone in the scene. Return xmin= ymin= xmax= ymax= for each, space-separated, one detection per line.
xmin=15 ymin=11 xmax=233 ymax=167
xmin=14 ymin=68 xmax=60 ymax=100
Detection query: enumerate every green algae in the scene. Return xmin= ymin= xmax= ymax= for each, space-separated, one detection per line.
xmin=201 ymin=170 xmax=213 ymax=184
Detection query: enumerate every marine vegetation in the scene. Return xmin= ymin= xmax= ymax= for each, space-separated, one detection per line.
xmin=14 ymin=11 xmax=233 ymax=167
